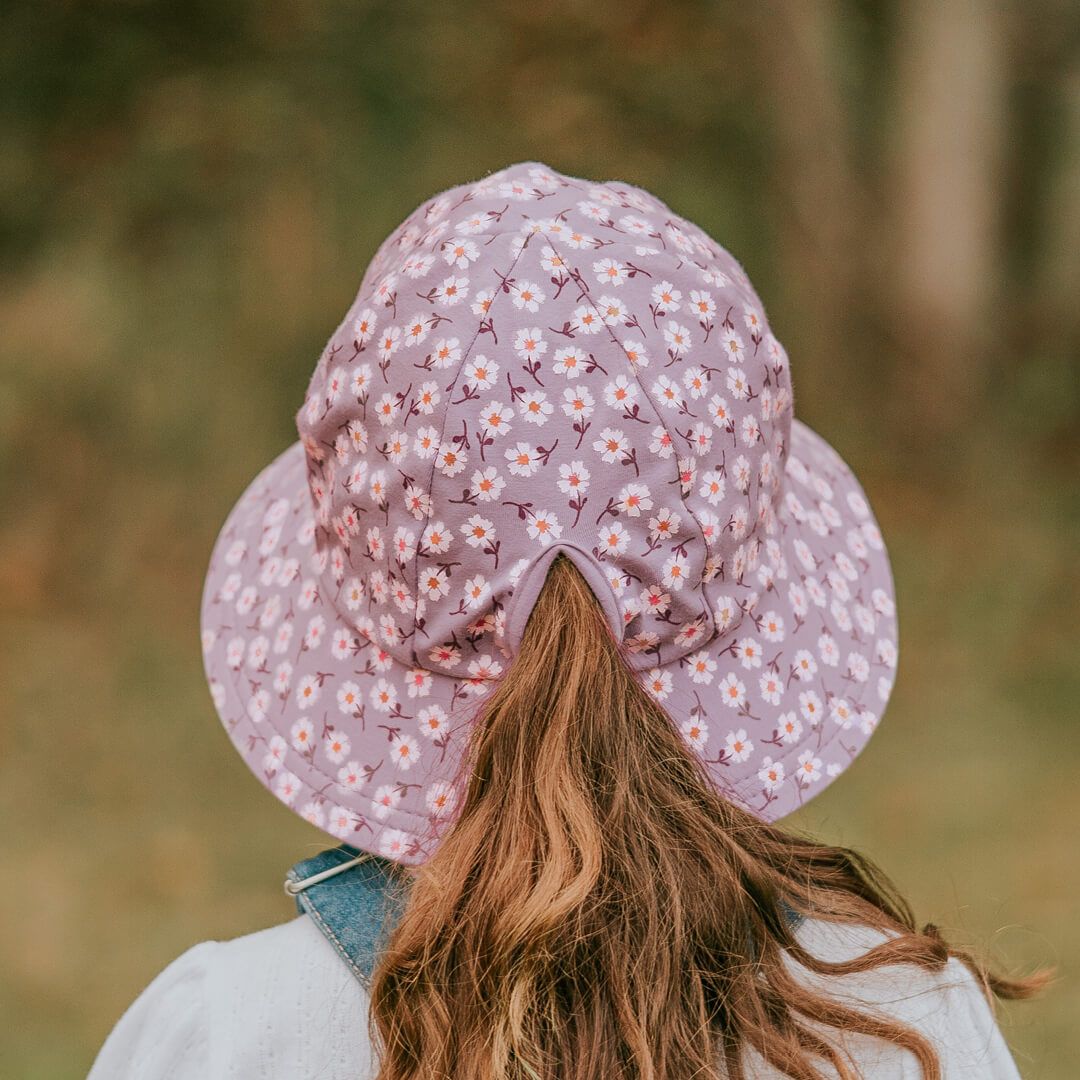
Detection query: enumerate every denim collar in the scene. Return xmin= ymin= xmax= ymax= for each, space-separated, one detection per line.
xmin=285 ymin=844 xmax=413 ymax=988
xmin=286 ymin=844 xmax=804 ymax=988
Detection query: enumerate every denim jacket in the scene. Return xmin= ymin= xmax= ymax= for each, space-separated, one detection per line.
xmin=286 ymin=843 xmax=804 ymax=989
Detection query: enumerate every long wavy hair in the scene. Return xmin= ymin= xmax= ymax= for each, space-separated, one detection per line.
xmin=366 ymin=553 xmax=1045 ymax=1079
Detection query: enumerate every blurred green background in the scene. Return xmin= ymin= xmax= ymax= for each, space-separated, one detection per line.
xmin=2 ymin=1 xmax=1077 ymax=1076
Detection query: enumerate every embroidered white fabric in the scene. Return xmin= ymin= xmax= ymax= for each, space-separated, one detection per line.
xmin=87 ymin=914 xmax=1022 ymax=1078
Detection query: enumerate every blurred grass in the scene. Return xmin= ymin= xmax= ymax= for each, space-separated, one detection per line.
xmin=1 ymin=1 xmax=1077 ymax=1077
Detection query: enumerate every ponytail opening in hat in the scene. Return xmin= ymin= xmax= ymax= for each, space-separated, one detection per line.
xmin=366 ymin=554 xmax=1045 ymax=1080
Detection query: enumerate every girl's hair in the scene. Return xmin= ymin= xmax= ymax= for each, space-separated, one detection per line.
xmin=367 ymin=554 xmax=1046 ymax=1079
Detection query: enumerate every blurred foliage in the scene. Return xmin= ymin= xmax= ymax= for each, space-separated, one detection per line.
xmin=1 ymin=0 xmax=1077 ymax=1076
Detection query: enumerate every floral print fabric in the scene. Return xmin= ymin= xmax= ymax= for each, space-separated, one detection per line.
xmin=200 ymin=161 xmax=899 ymax=864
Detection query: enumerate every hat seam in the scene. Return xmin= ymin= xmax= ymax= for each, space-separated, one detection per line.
xmin=533 ymin=223 xmax=718 ymax=661
xmin=407 ymin=238 xmax=534 ymax=666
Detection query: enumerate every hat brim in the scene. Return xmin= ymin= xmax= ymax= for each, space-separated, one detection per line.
xmin=637 ymin=417 xmax=899 ymax=821
xmin=200 ymin=440 xmax=488 ymax=865
xmin=201 ymin=418 xmax=898 ymax=862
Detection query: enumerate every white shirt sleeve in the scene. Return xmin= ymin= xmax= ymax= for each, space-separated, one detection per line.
xmin=784 ymin=919 xmax=1023 ymax=1079
xmin=86 ymin=941 xmax=216 ymax=1080
xmin=909 ymin=957 xmax=1022 ymax=1078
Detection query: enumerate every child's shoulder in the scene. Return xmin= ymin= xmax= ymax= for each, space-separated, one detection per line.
xmin=199 ymin=913 xmax=370 ymax=1016
xmin=786 ymin=916 xmax=1021 ymax=1077
xmin=792 ymin=914 xmax=985 ymax=1003
xmin=87 ymin=916 xmax=372 ymax=1080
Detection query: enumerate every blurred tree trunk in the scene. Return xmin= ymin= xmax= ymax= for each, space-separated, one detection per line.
xmin=1042 ymin=64 xmax=1080 ymax=357
xmin=749 ymin=0 xmax=871 ymax=427
xmin=887 ymin=0 xmax=1007 ymax=436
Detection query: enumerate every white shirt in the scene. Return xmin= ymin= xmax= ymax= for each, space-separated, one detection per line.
xmin=87 ymin=914 xmax=1021 ymax=1078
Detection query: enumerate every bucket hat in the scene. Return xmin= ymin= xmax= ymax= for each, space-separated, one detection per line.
xmin=200 ymin=160 xmax=899 ymax=865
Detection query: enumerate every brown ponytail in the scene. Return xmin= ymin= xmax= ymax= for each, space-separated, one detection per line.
xmin=367 ymin=553 xmax=1048 ymax=1079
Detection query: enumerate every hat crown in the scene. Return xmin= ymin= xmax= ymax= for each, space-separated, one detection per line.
xmin=295 ymin=161 xmax=794 ymax=682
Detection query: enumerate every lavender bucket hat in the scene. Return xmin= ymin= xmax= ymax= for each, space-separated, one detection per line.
xmin=200 ymin=161 xmax=899 ymax=865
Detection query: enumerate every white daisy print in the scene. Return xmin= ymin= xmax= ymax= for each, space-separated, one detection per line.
xmin=719 ymin=673 xmax=746 ymax=709
xmin=464 ymin=574 xmax=491 ymax=608
xmin=505 ymin=442 xmax=541 ymax=477
xmin=562 ymin=384 xmax=595 ymax=419
xmin=514 ymin=327 xmax=548 ymax=362
xmin=417 ymin=704 xmax=448 ymax=739
xmin=663 ymin=322 xmax=692 ymax=357
xmin=733 ymin=636 xmax=763 ymax=669
xmin=295 ymin=675 xmax=321 ymax=710
xmin=471 ymin=466 xmax=505 ymax=501
xmin=426 ymin=782 xmax=458 ymax=818
xmin=519 ymin=391 xmax=553 ymax=425
xmin=758 ymin=757 xmax=785 ymax=792
xmin=593 ymin=258 xmax=628 ymax=286
xmin=721 ymin=330 xmax=745 ymax=362
xmin=274 ymin=772 xmax=302 ymax=805
xmin=777 ymin=712 xmax=802 ymax=743
xmin=421 ymin=520 xmax=452 ymax=553
xmin=352 ymin=308 xmax=377 ymax=343
xmin=262 ymin=735 xmax=287 ymax=773
xmin=379 ymin=829 xmax=412 ymax=858
xmin=798 ymin=690 xmax=824 ymax=725
xmin=442 ymin=237 xmax=479 ymax=268
xmin=796 ymin=750 xmax=822 ymax=784
xmin=289 ymin=717 xmax=315 ymax=751
xmin=433 ymin=275 xmax=468 ymax=306
xmin=681 ymin=717 xmax=709 ymax=750
xmin=597 ymin=520 xmax=631 ymax=556
xmin=686 ymin=650 xmax=717 ymax=684
xmin=430 ymin=337 xmax=462 ymax=369
xmin=202 ymin=161 xmax=899 ymax=857
xmin=725 ymin=729 xmax=754 ymax=762
xmin=370 ymin=678 xmax=398 ymax=712
xmin=759 ymin=672 xmax=784 ymax=706
xmin=478 ymin=400 xmax=513 ymax=436
xmin=371 ymin=784 xmax=402 ymax=820
xmin=572 ymin=305 xmax=604 ymax=334
xmin=618 ymin=482 xmax=652 ymax=517
xmin=324 ymin=807 xmax=354 ymax=838
xmin=337 ymin=681 xmax=361 ymax=715
xmin=558 ymin=460 xmax=590 ymax=494
xmin=402 ymin=313 xmax=429 ymax=347
xmin=604 ymin=374 xmax=639 ymax=410
xmin=597 ymin=295 xmax=628 ymax=324
xmin=461 ymin=514 xmax=495 ymax=547
xmin=511 ymin=281 xmax=545 ymax=311
xmin=593 ymin=427 xmax=628 ymax=462
xmin=419 ymin=565 xmax=451 ymax=601
xmin=643 ymin=668 xmax=674 ymax=701
xmin=527 ymin=510 xmax=562 ymax=546
xmin=651 ymin=281 xmax=681 ymax=311
xmin=323 ymin=730 xmax=351 ymax=763
xmin=463 ymin=355 xmax=498 ymax=389
xmin=553 ymin=346 xmax=587 ymax=378
xmin=831 ymin=698 xmax=855 ymax=728
xmin=435 ymin=442 xmax=468 ymax=477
